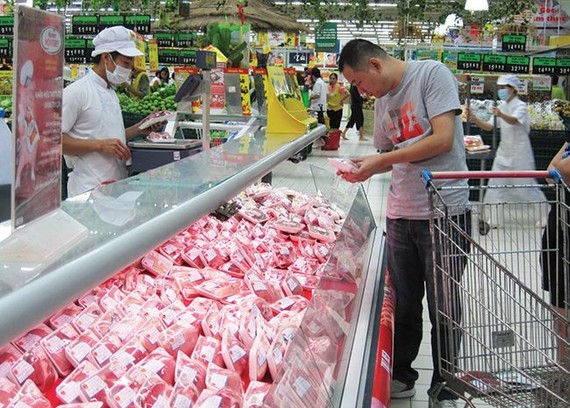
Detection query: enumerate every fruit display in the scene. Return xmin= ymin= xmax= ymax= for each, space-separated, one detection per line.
xmin=118 ymin=84 xmax=177 ymax=116
xmin=0 ymin=95 xmax=11 ymax=115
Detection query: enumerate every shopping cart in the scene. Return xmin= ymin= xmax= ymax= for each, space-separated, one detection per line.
xmin=422 ymin=170 xmax=570 ymax=408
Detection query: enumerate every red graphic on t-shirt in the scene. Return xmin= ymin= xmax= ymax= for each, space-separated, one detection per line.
xmin=385 ymin=101 xmax=425 ymax=143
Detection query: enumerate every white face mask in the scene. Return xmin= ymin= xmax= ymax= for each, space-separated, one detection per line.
xmin=106 ymin=56 xmax=131 ymax=85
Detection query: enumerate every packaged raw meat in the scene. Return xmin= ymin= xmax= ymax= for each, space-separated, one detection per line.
xmin=40 ymin=323 xmax=79 ymax=376
xmin=238 ymin=314 xmax=259 ymax=350
xmin=175 ymin=352 xmax=207 ymax=392
xmin=239 ymin=206 xmax=268 ymax=224
xmin=292 ymin=273 xmax=321 ymax=291
xmin=65 ymin=329 xmax=100 ymax=367
xmin=121 ymin=266 xmax=146 ymax=294
xmin=139 ymin=296 xmax=166 ymax=320
xmin=219 ymin=305 xmax=242 ymax=338
xmin=243 ymin=381 xmax=271 ymax=408
xmin=48 ymin=303 xmax=84 ymax=330
xmin=77 ymin=288 xmax=105 ymax=309
xmin=181 ymin=245 xmax=206 ymax=269
xmin=136 ymin=317 xmax=166 ymax=353
xmin=134 ymin=375 xmax=174 ymax=408
xmin=119 ymin=292 xmax=147 ymax=316
xmin=137 ymin=347 xmax=176 ymax=385
xmin=72 ymin=303 xmax=104 ymax=334
xmin=190 ymin=336 xmax=223 ymax=368
xmin=198 ymin=246 xmax=226 ymax=270
xmin=58 ymin=403 xmax=103 ymax=408
xmin=10 ymin=344 xmax=58 ymax=392
xmin=133 ymin=273 xmax=158 ymax=299
xmin=270 ymin=296 xmax=310 ymax=315
xmin=10 ymin=379 xmax=51 ymax=408
xmin=87 ymin=332 xmax=122 ymax=369
xmin=272 ymin=218 xmax=304 ymax=234
xmin=158 ymin=240 xmax=185 ymax=266
xmin=98 ymin=286 xmax=127 ymax=314
xmin=194 ymin=388 xmax=243 ymax=408
xmin=138 ymin=110 xmax=175 ymax=129
xmin=263 ymin=268 xmax=288 ymax=282
xmin=107 ymin=377 xmax=140 ymax=408
xmin=229 ymin=244 xmax=253 ymax=274
xmin=56 ymin=360 xmax=99 ymax=404
xmin=158 ymin=321 xmax=199 ymax=358
xmin=246 ymin=277 xmax=284 ymax=304
xmin=168 ymin=383 xmax=200 ymax=408
xmin=314 ymin=242 xmax=332 ymax=263
xmin=201 ymin=303 xmax=222 ymax=340
xmin=307 ymin=224 xmax=336 ymax=243
xmin=281 ymin=274 xmax=303 ymax=297
xmin=92 ymin=308 xmax=126 ymax=338
xmin=141 ymin=250 xmax=173 ymax=277
xmin=109 ymin=340 xmax=148 ymax=373
xmin=297 ymin=238 xmax=316 ymax=259
xmin=194 ymin=278 xmax=242 ymax=302
xmin=13 ymin=324 xmax=53 ymax=353
xmin=236 ymin=295 xmax=273 ymax=321
xmin=220 ymin=330 xmax=248 ymax=375
xmin=271 ymin=242 xmax=296 ymax=269
xmin=205 ymin=363 xmax=243 ymax=395
xmin=288 ymin=257 xmax=320 ymax=276
xmin=248 ymin=333 xmax=270 ymax=381
xmin=0 ymin=343 xmax=23 ymax=379
xmin=0 ymin=376 xmax=19 ymax=403
xmin=112 ymin=315 xmax=145 ymax=344
xmin=78 ymin=364 xmax=118 ymax=403
xmin=267 ymin=331 xmax=288 ymax=380
xmin=158 ymin=301 xmax=187 ymax=328
xmin=170 ymin=267 xmax=206 ymax=301
xmin=218 ymin=261 xmax=246 ymax=278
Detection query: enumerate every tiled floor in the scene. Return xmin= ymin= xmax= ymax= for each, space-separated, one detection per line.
xmin=271 ymin=125 xmax=496 ymax=408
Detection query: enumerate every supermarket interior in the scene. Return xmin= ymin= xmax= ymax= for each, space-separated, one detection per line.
xmin=1 ymin=0 xmax=570 ymax=407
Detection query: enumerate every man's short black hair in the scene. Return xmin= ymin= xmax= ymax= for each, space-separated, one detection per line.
xmin=311 ymin=67 xmax=321 ymax=78
xmin=338 ymin=39 xmax=388 ymax=73
xmin=92 ymin=51 xmax=120 ymax=64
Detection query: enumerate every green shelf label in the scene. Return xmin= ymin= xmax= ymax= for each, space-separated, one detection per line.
xmin=458 ymin=53 xmax=481 ymax=62
xmin=72 ymin=16 xmax=98 ymax=24
xmin=177 ymin=33 xmax=194 ymax=40
xmin=100 ymin=15 xmax=125 ymax=25
xmin=125 ymin=15 xmax=150 ymax=24
xmin=557 ymin=58 xmax=570 ymax=67
xmin=503 ymin=34 xmax=526 ymax=44
xmin=506 ymin=56 xmax=529 ymax=65
xmin=155 ymin=32 xmax=172 ymax=39
xmin=0 ymin=16 xmax=13 ymax=26
xmin=159 ymin=49 xmax=179 ymax=56
xmin=533 ymin=57 xmax=556 ymax=67
xmin=180 ymin=49 xmax=196 ymax=57
xmin=484 ymin=55 xmax=507 ymax=63
xmin=0 ymin=38 xmax=9 ymax=48
xmin=65 ymin=38 xmax=86 ymax=48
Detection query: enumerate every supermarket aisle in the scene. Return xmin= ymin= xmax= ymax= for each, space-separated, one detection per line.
xmin=271 ymin=134 xmax=495 ymax=408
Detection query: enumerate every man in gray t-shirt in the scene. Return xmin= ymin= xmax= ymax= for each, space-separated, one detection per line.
xmin=338 ymin=39 xmax=471 ymax=407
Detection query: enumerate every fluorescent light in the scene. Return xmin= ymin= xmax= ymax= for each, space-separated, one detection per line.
xmin=465 ymin=0 xmax=488 ymax=11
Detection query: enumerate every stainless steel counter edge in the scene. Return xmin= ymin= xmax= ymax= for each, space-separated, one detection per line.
xmin=0 ymin=125 xmax=326 ymax=346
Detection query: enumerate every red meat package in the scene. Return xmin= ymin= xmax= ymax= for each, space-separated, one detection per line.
xmin=270 ymin=296 xmax=310 ymax=315
xmin=134 ymin=375 xmax=174 ymax=408
xmin=201 ymin=303 xmax=222 ymax=340
xmin=0 ymin=376 xmax=18 ymax=403
xmin=72 ymin=303 xmax=104 ymax=334
xmin=288 ymin=257 xmax=320 ymax=276
xmin=65 ymin=329 xmax=103 ymax=367
xmin=248 ymin=333 xmax=270 ymax=381
xmin=181 ymin=246 xmax=206 ymax=269
xmin=99 ymin=286 xmax=127 ymax=314
xmin=58 ymin=404 xmax=104 ymax=408
xmin=292 ymin=273 xmax=321 ymax=291
xmin=0 ymin=343 xmax=23 ymax=379
xmin=229 ymin=244 xmax=253 ymax=274
xmin=220 ymin=304 xmax=242 ymax=338
xmin=220 ymin=330 xmax=248 ymax=375
xmin=168 ymin=383 xmax=200 ymax=408
xmin=194 ymin=388 xmax=243 ymax=408
xmin=138 ymin=110 xmax=175 ymax=129
xmin=40 ymin=323 xmax=79 ymax=376
xmin=175 ymin=352 xmax=207 ymax=392
xmin=307 ymin=224 xmax=336 ymax=243
xmin=239 ymin=206 xmax=268 ymax=224
xmin=137 ymin=347 xmax=176 ymax=386
xmin=314 ymin=242 xmax=332 ymax=263
xmin=267 ymin=331 xmax=288 ymax=380
xmin=77 ymin=288 xmax=105 ymax=309
xmin=158 ymin=321 xmax=199 ymax=358
xmin=139 ymin=296 xmax=167 ymax=321
xmin=170 ymin=266 xmax=206 ymax=301
xmin=48 ymin=303 xmax=84 ymax=330
xmin=87 ymin=332 xmax=122 ymax=369
xmin=10 ymin=379 xmax=52 ymax=408
xmin=136 ymin=317 xmax=166 ymax=353
xmin=205 ymin=364 xmax=243 ymax=395
xmin=243 ymin=381 xmax=271 ymax=408
xmin=56 ymin=360 xmax=99 ymax=404
xmin=119 ymin=292 xmax=147 ymax=317
xmin=218 ymin=261 xmax=246 ymax=278
xmin=142 ymin=250 xmax=173 ymax=277
xmin=236 ymin=295 xmax=273 ymax=321
xmin=281 ymin=274 xmax=303 ymax=297
xmin=272 ymin=242 xmax=296 ymax=269
xmin=191 ymin=336 xmax=223 ymax=368
xmin=92 ymin=308 xmax=126 ymax=339
xmin=133 ymin=273 xmax=158 ymax=299
xmin=109 ymin=340 xmax=148 ymax=373
xmin=199 ymin=246 xmax=227 ymax=270
xmin=158 ymin=239 xmax=185 ymax=266
xmin=10 ymin=344 xmax=58 ymax=392
xmin=79 ymin=364 xmax=120 ymax=403
xmin=194 ymin=278 xmax=242 ymax=302
xmin=13 ymin=324 xmax=53 ymax=353
xmin=272 ymin=218 xmax=304 ymax=234
xmin=246 ymin=277 xmax=284 ymax=304
xmin=107 ymin=367 xmax=147 ymax=408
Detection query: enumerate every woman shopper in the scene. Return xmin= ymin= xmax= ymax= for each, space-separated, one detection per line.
xmin=326 ymin=72 xmax=349 ymax=131
xmin=342 ymin=84 xmax=367 ymax=141
xmin=467 ymin=74 xmax=547 ymax=233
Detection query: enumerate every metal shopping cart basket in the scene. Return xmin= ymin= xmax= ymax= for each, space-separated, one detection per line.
xmin=422 ymin=170 xmax=570 ymax=408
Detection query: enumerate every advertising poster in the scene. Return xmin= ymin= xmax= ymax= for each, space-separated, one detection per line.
xmin=148 ymin=39 xmax=159 ymax=73
xmin=12 ymin=7 xmax=64 ymax=229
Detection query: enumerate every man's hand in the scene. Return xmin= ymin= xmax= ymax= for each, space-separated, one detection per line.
xmin=126 ymin=111 xmax=167 ymax=139
xmin=98 ymin=138 xmax=131 ymax=161
xmin=340 ymin=154 xmax=392 ymax=183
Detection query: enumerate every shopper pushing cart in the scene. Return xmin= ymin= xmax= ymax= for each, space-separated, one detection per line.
xmin=422 ymin=169 xmax=570 ymax=407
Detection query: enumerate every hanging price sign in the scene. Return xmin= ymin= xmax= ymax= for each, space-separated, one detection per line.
xmin=0 ymin=16 xmax=13 ymax=36
xmin=457 ymin=53 xmax=482 ymax=71
xmin=483 ymin=54 xmax=507 ymax=72
xmin=501 ymin=34 xmax=526 ymax=52
xmin=158 ymin=48 xmax=179 ymax=64
xmin=505 ymin=56 xmax=530 ymax=74
xmin=99 ymin=15 xmax=125 ymax=30
xmin=64 ymin=38 xmax=86 ymax=63
xmin=124 ymin=15 xmax=151 ymax=35
xmin=175 ymin=32 xmax=194 ymax=48
xmin=0 ymin=37 xmax=11 ymax=59
xmin=288 ymin=52 xmax=310 ymax=65
xmin=179 ymin=49 xmax=196 ymax=65
xmin=154 ymin=31 xmax=174 ymax=47
xmin=532 ymin=57 xmax=556 ymax=75
xmin=556 ymin=58 xmax=570 ymax=75
xmin=71 ymin=15 xmax=98 ymax=35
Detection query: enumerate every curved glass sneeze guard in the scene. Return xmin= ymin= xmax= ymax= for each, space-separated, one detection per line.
xmin=0 ymin=122 xmax=326 ymax=346
xmin=265 ymin=168 xmax=377 ymax=407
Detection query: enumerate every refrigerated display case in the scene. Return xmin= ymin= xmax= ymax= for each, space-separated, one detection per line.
xmin=0 ymin=122 xmax=388 ymax=407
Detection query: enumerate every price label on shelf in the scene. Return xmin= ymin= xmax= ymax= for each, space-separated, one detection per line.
xmin=71 ymin=15 xmax=98 ymax=35
xmin=505 ymin=56 xmax=530 ymax=74
xmin=179 ymin=49 xmax=196 ymax=65
xmin=556 ymin=58 xmax=570 ymax=75
xmin=501 ymin=34 xmax=526 ymax=52
xmin=0 ymin=16 xmax=13 ymax=36
xmin=457 ymin=53 xmax=482 ymax=71
xmin=470 ymin=77 xmax=484 ymax=94
xmin=124 ymin=15 xmax=151 ymax=35
xmin=64 ymin=37 xmax=86 ymax=63
xmin=532 ymin=57 xmax=556 ymax=75
xmin=99 ymin=15 xmax=125 ymax=30
xmin=158 ymin=48 xmax=180 ymax=64
xmin=0 ymin=37 xmax=11 ymax=60
xmin=154 ymin=31 xmax=174 ymax=48
xmin=175 ymin=32 xmax=194 ymax=48
xmin=483 ymin=54 xmax=506 ymax=72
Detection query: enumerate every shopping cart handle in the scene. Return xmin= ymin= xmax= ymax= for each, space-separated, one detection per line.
xmin=421 ymin=170 xmax=562 ymax=184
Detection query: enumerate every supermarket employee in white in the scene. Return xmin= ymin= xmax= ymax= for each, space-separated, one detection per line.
xmin=62 ymin=26 xmax=161 ymax=197
xmin=467 ymin=74 xmax=547 ymax=228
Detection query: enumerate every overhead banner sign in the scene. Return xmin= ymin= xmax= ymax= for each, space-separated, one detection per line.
xmin=315 ymin=22 xmax=337 ymax=52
